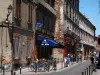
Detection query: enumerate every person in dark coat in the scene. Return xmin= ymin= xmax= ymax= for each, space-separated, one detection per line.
xmin=90 ymin=55 xmax=94 ymax=65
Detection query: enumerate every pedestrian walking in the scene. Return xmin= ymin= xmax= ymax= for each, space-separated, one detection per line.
xmin=66 ymin=55 xmax=70 ymax=66
xmin=90 ymin=55 xmax=96 ymax=72
xmin=64 ymin=57 xmax=68 ymax=67
xmin=90 ymin=55 xmax=94 ymax=65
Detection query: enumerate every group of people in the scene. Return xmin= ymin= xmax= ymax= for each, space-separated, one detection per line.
xmin=64 ymin=53 xmax=82 ymax=67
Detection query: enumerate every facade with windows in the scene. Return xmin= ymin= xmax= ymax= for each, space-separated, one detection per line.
xmin=14 ymin=0 xmax=57 ymax=64
xmin=79 ymin=13 xmax=96 ymax=60
xmin=35 ymin=0 xmax=56 ymax=59
xmin=63 ymin=0 xmax=96 ymax=60
xmin=13 ymin=0 xmax=35 ymax=68
xmin=64 ymin=0 xmax=80 ymax=57
xmin=96 ymin=36 xmax=100 ymax=53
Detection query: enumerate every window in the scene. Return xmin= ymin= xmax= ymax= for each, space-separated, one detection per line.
xmin=43 ymin=16 xmax=48 ymax=29
xmin=16 ymin=0 xmax=21 ymax=18
xmin=37 ymin=12 xmax=43 ymax=24
xmin=50 ymin=0 xmax=55 ymax=8
xmin=28 ymin=4 xmax=32 ymax=23
xmin=14 ymin=37 xmax=20 ymax=59
xmin=27 ymin=39 xmax=32 ymax=58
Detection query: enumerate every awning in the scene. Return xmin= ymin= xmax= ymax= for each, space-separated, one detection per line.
xmin=37 ymin=35 xmax=58 ymax=47
xmin=37 ymin=35 xmax=64 ymax=48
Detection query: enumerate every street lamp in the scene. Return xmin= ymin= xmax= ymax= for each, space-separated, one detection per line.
xmin=5 ymin=5 xmax=13 ymax=24
xmin=8 ymin=5 xmax=13 ymax=14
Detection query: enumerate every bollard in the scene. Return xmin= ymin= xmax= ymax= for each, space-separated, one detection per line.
xmin=20 ymin=67 xmax=21 ymax=74
xmin=89 ymin=66 xmax=90 ymax=75
xmin=82 ymin=72 xmax=84 ymax=75
xmin=3 ymin=66 xmax=5 ymax=75
xmin=90 ymin=65 xmax=93 ymax=75
xmin=14 ymin=72 xmax=16 ymax=75
xmin=87 ymin=67 xmax=88 ymax=75
xmin=85 ymin=69 xmax=86 ymax=75
xmin=11 ymin=70 xmax=13 ymax=75
xmin=48 ymin=64 xmax=49 ymax=72
xmin=92 ymin=64 xmax=94 ymax=73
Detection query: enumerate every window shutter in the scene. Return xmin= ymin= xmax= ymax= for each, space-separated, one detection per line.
xmin=14 ymin=37 xmax=20 ymax=59
xmin=28 ymin=40 xmax=32 ymax=58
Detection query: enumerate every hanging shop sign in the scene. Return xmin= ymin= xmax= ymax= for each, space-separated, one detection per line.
xmin=66 ymin=37 xmax=71 ymax=44
xmin=75 ymin=43 xmax=81 ymax=51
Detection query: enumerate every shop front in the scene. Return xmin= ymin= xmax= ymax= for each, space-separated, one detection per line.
xmin=36 ymin=35 xmax=64 ymax=59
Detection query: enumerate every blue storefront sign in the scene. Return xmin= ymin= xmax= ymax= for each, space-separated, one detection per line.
xmin=35 ymin=22 xmax=43 ymax=28
xmin=41 ymin=39 xmax=49 ymax=46
xmin=37 ymin=35 xmax=59 ymax=47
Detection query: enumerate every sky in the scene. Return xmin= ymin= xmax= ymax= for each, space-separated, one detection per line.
xmin=80 ymin=0 xmax=100 ymax=36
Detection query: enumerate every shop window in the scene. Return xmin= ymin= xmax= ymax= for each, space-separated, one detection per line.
xmin=27 ymin=39 xmax=32 ymax=58
xmin=14 ymin=37 xmax=20 ymax=59
xmin=28 ymin=4 xmax=32 ymax=23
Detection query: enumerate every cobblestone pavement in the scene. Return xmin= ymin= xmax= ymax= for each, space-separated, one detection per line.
xmin=0 ymin=60 xmax=92 ymax=75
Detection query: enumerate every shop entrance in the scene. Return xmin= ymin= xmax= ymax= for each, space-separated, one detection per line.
xmin=37 ymin=46 xmax=52 ymax=59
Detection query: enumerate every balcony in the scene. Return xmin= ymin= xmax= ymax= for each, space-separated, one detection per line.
xmin=36 ymin=27 xmax=54 ymax=37
xmin=81 ymin=40 xmax=95 ymax=47
xmin=38 ymin=0 xmax=56 ymax=15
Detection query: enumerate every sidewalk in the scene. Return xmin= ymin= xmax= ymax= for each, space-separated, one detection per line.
xmin=13 ymin=62 xmax=80 ymax=75
xmin=0 ymin=60 xmax=89 ymax=75
xmin=92 ymin=69 xmax=100 ymax=75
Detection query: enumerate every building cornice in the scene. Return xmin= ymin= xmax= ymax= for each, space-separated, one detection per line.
xmin=79 ymin=11 xmax=96 ymax=30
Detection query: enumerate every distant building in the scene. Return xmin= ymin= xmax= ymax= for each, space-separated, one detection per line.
xmin=96 ymin=36 xmax=100 ymax=53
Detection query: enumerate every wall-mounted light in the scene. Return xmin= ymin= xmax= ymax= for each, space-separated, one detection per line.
xmin=7 ymin=5 xmax=13 ymax=14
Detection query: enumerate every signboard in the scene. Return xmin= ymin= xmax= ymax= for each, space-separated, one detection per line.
xmin=41 ymin=39 xmax=49 ymax=46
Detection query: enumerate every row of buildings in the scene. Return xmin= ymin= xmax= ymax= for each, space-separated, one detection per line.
xmin=0 ymin=0 xmax=96 ymax=69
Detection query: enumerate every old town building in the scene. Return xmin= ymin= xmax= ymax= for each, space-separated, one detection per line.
xmin=96 ymin=36 xmax=100 ymax=56
xmin=63 ymin=0 xmax=96 ymax=61
xmin=63 ymin=0 xmax=80 ymax=57
xmin=13 ymin=0 xmax=36 ymax=68
xmin=78 ymin=13 xmax=96 ymax=60
xmin=0 ymin=0 xmax=96 ymax=70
